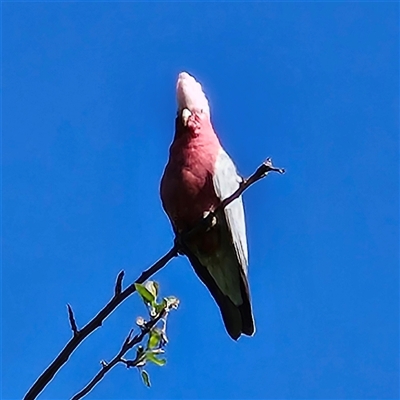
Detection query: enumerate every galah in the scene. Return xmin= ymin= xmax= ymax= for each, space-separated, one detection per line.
xmin=160 ymin=72 xmax=254 ymax=340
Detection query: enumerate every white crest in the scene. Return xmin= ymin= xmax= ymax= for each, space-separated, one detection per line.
xmin=176 ymin=72 xmax=210 ymax=116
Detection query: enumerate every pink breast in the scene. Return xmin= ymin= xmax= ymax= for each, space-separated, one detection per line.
xmin=161 ymin=117 xmax=222 ymax=232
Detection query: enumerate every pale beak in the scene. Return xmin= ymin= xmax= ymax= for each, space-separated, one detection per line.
xmin=181 ymin=108 xmax=192 ymax=126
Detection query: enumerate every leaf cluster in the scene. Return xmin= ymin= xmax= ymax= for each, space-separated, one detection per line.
xmin=132 ymin=281 xmax=179 ymax=387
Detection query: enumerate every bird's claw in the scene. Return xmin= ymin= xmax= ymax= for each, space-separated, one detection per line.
xmin=203 ymin=211 xmax=217 ymax=231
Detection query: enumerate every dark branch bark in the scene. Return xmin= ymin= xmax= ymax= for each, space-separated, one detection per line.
xmin=66 ymin=304 xmax=79 ymax=336
xmin=24 ymin=158 xmax=284 ymax=400
xmin=114 ymin=270 xmax=125 ymax=296
xmin=221 ymin=158 xmax=285 ymax=209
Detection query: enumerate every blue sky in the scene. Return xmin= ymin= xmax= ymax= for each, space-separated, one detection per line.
xmin=2 ymin=2 xmax=399 ymax=399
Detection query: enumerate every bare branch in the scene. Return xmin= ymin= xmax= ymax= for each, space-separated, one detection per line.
xmin=221 ymin=158 xmax=285 ymax=209
xmin=71 ymin=312 xmax=166 ymax=400
xmin=24 ymin=159 xmax=284 ymax=400
xmin=24 ymin=247 xmax=178 ymax=400
xmin=122 ymin=329 xmax=134 ymax=347
xmin=114 ymin=270 xmax=125 ymax=296
xmin=66 ymin=304 xmax=79 ymax=336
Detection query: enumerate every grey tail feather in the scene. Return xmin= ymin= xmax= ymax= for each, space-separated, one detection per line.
xmin=238 ymin=267 xmax=255 ymax=336
xmin=185 ymin=251 xmax=255 ymax=340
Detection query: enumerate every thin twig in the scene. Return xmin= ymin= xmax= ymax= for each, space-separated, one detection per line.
xmin=66 ymin=304 xmax=79 ymax=336
xmin=24 ymin=158 xmax=284 ymax=400
xmin=221 ymin=158 xmax=285 ymax=209
xmin=114 ymin=270 xmax=125 ymax=296
xmin=24 ymin=247 xmax=178 ymax=400
xmin=71 ymin=312 xmax=166 ymax=400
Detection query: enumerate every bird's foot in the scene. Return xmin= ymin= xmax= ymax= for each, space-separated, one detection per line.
xmin=203 ymin=211 xmax=217 ymax=231
xmin=174 ymin=210 xmax=217 ymax=253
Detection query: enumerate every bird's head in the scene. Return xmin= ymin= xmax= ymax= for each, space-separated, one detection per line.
xmin=176 ymin=72 xmax=210 ymax=126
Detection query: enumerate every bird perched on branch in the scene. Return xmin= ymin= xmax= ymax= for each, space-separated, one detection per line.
xmin=160 ymin=72 xmax=254 ymax=340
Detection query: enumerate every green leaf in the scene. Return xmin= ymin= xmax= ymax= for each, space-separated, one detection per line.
xmin=147 ymin=328 xmax=161 ymax=349
xmin=141 ymin=370 xmax=151 ymax=387
xmin=154 ymin=299 xmax=167 ymax=315
xmin=146 ymin=352 xmax=167 ymax=367
xmin=135 ymin=283 xmax=155 ymax=305
xmin=144 ymin=281 xmax=159 ymax=300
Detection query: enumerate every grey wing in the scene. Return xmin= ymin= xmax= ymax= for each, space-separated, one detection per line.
xmin=212 ymin=148 xmax=249 ymax=274
xmin=187 ymin=147 xmax=254 ymax=338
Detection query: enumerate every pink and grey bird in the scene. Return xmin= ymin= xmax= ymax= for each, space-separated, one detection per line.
xmin=160 ymin=72 xmax=254 ymax=339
